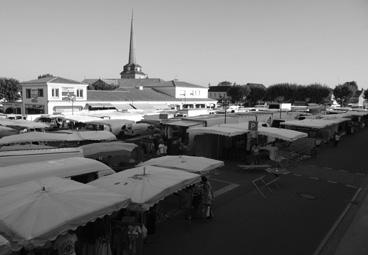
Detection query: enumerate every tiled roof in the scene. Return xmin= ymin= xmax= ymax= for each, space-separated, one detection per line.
xmin=82 ymin=78 xmax=205 ymax=89
xmin=22 ymin=76 xmax=84 ymax=85
xmin=208 ymin=86 xmax=232 ymax=92
xmin=87 ymin=87 xmax=175 ymax=102
xmin=171 ymin=80 xmax=206 ymax=88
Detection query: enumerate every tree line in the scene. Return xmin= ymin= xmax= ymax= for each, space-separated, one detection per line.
xmin=218 ymin=81 xmax=365 ymax=106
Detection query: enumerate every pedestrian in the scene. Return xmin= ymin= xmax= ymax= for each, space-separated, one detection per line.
xmin=157 ymin=140 xmax=167 ymax=156
xmin=53 ymin=231 xmax=78 ymax=255
xmin=200 ymin=176 xmax=214 ymax=219
xmin=251 ymin=143 xmax=260 ymax=165
xmin=333 ymin=132 xmax=340 ymax=146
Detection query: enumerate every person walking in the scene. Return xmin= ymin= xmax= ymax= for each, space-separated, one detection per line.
xmin=251 ymin=143 xmax=260 ymax=165
xmin=200 ymin=176 xmax=214 ymax=219
xmin=333 ymin=132 xmax=340 ymax=147
xmin=157 ymin=140 xmax=167 ymax=156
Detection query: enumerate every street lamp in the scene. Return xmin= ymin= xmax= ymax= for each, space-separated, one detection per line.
xmin=66 ymin=93 xmax=76 ymax=115
xmin=220 ymin=97 xmax=230 ymax=124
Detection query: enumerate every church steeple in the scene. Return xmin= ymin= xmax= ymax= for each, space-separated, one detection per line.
xmin=120 ymin=11 xmax=147 ymax=79
xmin=128 ymin=12 xmax=136 ymax=64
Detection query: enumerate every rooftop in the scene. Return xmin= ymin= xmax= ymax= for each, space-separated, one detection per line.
xmin=22 ymin=76 xmax=84 ymax=85
xmin=82 ymin=78 xmax=206 ymax=89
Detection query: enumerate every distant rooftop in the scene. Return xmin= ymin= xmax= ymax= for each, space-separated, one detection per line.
xmin=82 ymin=78 xmax=206 ymax=89
xmin=22 ymin=76 xmax=85 ymax=85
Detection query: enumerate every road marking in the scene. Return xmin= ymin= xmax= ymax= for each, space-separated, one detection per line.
xmin=313 ymin=188 xmax=362 ymax=255
xmin=345 ymin=184 xmax=358 ymax=189
xmin=214 ymin=183 xmax=240 ymax=198
xmin=327 ymin=180 xmax=338 ymax=184
xmin=293 ymin=173 xmax=302 ymax=177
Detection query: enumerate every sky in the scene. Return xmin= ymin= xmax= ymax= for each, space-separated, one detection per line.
xmin=1 ymin=0 xmax=368 ymax=88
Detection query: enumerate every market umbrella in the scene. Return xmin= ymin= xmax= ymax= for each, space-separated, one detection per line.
xmin=0 ymin=177 xmax=130 ymax=251
xmin=80 ymin=141 xmax=142 ymax=165
xmin=90 ymin=165 xmax=201 ymax=211
xmin=138 ymin=155 xmax=224 ymax=174
xmin=0 ymin=235 xmax=10 ymax=255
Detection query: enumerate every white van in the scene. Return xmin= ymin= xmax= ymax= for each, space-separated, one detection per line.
xmin=0 ymin=157 xmax=115 ymax=188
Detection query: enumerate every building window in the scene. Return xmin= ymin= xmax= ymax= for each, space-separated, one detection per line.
xmin=77 ymin=89 xmax=83 ymax=98
xmin=26 ymin=89 xmax=31 ymax=98
xmin=52 ymin=88 xmax=59 ymax=98
xmin=38 ymin=89 xmax=44 ymax=97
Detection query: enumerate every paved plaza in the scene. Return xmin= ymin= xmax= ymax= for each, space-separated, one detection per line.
xmin=144 ymin=128 xmax=368 ymax=255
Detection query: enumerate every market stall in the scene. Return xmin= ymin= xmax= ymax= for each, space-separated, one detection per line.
xmin=90 ymin=165 xmax=201 ymax=211
xmin=0 ymin=157 xmax=115 ymax=188
xmin=0 ymin=130 xmax=117 ymax=148
xmin=0 ymin=177 xmax=130 ymax=252
xmin=80 ymin=141 xmax=143 ymax=170
xmin=138 ymin=155 xmax=224 ymax=174
xmin=187 ymin=126 xmax=249 ymax=159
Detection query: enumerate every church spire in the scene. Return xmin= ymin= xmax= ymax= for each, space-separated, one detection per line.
xmin=120 ymin=11 xmax=147 ymax=79
xmin=128 ymin=11 xmax=136 ymax=64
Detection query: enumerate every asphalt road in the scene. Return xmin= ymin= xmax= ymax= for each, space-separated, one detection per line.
xmin=144 ymin=128 xmax=368 ymax=255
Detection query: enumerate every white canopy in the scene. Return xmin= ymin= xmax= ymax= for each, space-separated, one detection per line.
xmin=282 ymin=118 xmax=350 ymax=129
xmin=0 ymin=119 xmax=49 ymax=130
xmin=0 ymin=177 xmax=129 ymax=250
xmin=188 ymin=126 xmax=248 ymax=137
xmin=0 ymin=157 xmax=115 ymax=188
xmin=0 ymin=147 xmax=83 ymax=167
xmin=219 ymin=122 xmax=308 ymax=142
xmin=62 ymin=115 xmax=102 ymax=123
xmin=80 ymin=142 xmax=138 ymax=156
xmin=90 ymin=165 xmax=200 ymax=211
xmin=0 ymin=235 xmax=10 ymax=255
xmin=0 ymin=131 xmax=116 ymax=145
xmin=138 ymin=155 xmax=224 ymax=174
xmin=258 ymin=127 xmax=308 ymax=141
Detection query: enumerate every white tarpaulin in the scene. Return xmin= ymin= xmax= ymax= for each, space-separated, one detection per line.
xmin=282 ymin=118 xmax=350 ymax=129
xmin=0 ymin=131 xmax=116 ymax=145
xmin=0 ymin=177 xmax=129 ymax=250
xmin=0 ymin=157 xmax=115 ymax=188
xmin=257 ymin=127 xmax=308 ymax=141
xmin=0 ymin=119 xmax=49 ymax=130
xmin=188 ymin=126 xmax=248 ymax=137
xmin=90 ymin=165 xmax=200 ymax=211
xmin=138 ymin=155 xmax=224 ymax=174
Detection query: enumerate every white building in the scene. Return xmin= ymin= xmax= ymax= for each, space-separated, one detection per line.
xmin=20 ymin=76 xmax=88 ymax=114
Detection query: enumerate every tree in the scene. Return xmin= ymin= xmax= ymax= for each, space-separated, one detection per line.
xmin=37 ymin=74 xmax=54 ymax=79
xmin=227 ymin=85 xmax=250 ymax=104
xmin=364 ymin=90 xmax=368 ymax=101
xmin=303 ymin=84 xmax=332 ymax=104
xmin=265 ymin=83 xmax=299 ymax=102
xmin=0 ymin=78 xmax=21 ymax=101
xmin=217 ymin=81 xmax=232 ymax=87
xmin=87 ymin=79 xmax=119 ymax=90
xmin=333 ymin=83 xmax=355 ymax=106
xmin=245 ymin=83 xmax=266 ymax=106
